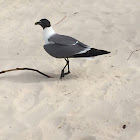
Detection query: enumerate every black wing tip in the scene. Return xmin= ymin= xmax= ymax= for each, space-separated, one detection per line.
xmin=92 ymin=48 xmax=111 ymax=55
xmin=72 ymin=49 xmax=111 ymax=58
xmin=103 ymin=50 xmax=111 ymax=54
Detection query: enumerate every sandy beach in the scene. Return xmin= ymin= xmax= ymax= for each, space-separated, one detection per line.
xmin=0 ymin=0 xmax=140 ymax=140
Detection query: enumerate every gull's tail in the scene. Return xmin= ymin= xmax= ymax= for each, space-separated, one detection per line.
xmin=73 ymin=48 xmax=110 ymax=58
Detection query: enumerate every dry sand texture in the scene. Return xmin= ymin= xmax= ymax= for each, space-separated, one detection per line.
xmin=0 ymin=0 xmax=140 ymax=140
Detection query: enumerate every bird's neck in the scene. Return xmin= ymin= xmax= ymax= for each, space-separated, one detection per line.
xmin=43 ymin=27 xmax=56 ymax=44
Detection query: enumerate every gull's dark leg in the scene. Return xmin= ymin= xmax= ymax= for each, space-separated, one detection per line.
xmin=60 ymin=60 xmax=68 ymax=79
xmin=65 ymin=58 xmax=70 ymax=74
xmin=67 ymin=58 xmax=70 ymax=74
xmin=60 ymin=58 xmax=70 ymax=79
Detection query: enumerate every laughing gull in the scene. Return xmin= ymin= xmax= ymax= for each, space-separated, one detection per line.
xmin=35 ymin=19 xmax=110 ymax=79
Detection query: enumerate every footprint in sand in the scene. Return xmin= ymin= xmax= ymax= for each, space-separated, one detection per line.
xmin=70 ymin=135 xmax=96 ymax=140
xmin=13 ymin=89 xmax=36 ymax=113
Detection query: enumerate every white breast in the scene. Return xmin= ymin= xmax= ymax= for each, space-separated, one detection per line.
xmin=43 ymin=27 xmax=56 ymax=44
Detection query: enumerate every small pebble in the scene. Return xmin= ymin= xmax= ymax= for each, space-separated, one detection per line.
xmin=122 ymin=125 xmax=126 ymax=129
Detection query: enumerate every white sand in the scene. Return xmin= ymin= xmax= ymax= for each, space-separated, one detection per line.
xmin=0 ymin=0 xmax=140 ymax=140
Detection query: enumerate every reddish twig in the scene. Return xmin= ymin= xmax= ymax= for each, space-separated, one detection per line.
xmin=0 ymin=68 xmax=53 ymax=78
xmin=55 ymin=16 xmax=66 ymax=25
xmin=127 ymin=49 xmax=140 ymax=60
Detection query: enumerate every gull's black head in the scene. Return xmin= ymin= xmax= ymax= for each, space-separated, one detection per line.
xmin=35 ymin=19 xmax=51 ymax=29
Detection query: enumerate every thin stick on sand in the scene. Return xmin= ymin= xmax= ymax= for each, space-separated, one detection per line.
xmin=0 ymin=68 xmax=53 ymax=78
xmin=55 ymin=16 xmax=66 ymax=25
xmin=127 ymin=49 xmax=140 ymax=60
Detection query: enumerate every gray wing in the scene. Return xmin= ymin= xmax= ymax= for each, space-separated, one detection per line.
xmin=44 ymin=34 xmax=91 ymax=58
xmin=43 ymin=43 xmax=90 ymax=58
xmin=48 ymin=34 xmax=87 ymax=47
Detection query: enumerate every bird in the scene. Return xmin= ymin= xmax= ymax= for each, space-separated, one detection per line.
xmin=35 ymin=19 xmax=110 ymax=79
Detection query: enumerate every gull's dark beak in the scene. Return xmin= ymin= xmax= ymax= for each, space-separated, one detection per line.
xmin=35 ymin=21 xmax=41 ymax=25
